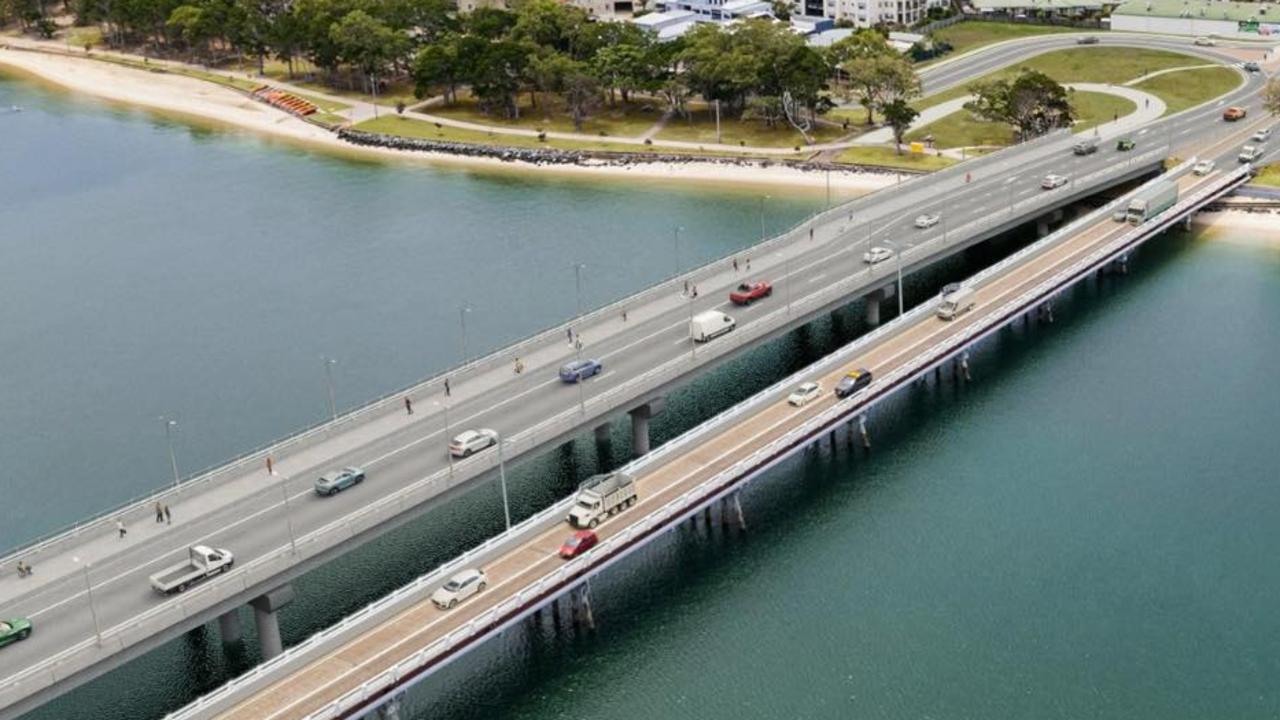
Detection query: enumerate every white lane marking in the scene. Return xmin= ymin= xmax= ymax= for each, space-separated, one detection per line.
xmin=809 ymin=273 xmax=828 ymax=283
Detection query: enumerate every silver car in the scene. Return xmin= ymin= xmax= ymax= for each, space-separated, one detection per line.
xmin=914 ymin=213 xmax=940 ymax=229
xmin=449 ymin=428 xmax=498 ymax=458
xmin=1193 ymin=160 xmax=1215 ymax=176
xmin=431 ymin=568 xmax=488 ymax=609
xmin=863 ymin=246 xmax=894 ymax=264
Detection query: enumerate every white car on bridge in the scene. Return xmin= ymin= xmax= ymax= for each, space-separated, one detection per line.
xmin=1193 ymin=159 xmax=1216 ymax=176
xmin=431 ymin=568 xmax=488 ymax=609
xmin=914 ymin=213 xmax=940 ymax=229
xmin=863 ymin=246 xmax=894 ymax=264
xmin=449 ymin=428 xmax=499 ymax=457
xmin=787 ymin=382 xmax=823 ymax=407
xmin=1041 ymin=174 xmax=1070 ymax=190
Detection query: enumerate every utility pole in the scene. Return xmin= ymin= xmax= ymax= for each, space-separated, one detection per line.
xmin=161 ymin=416 xmax=180 ymax=488
xmin=321 ymin=356 xmax=338 ymax=422
xmin=458 ymin=305 xmax=472 ymax=364
xmin=497 ymin=434 xmax=511 ymax=531
xmin=673 ymin=225 xmax=684 ymax=277
xmin=73 ymin=558 xmax=102 ymax=646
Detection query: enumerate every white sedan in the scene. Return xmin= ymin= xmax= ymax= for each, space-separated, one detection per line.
xmin=787 ymin=382 xmax=823 ymax=407
xmin=863 ymin=246 xmax=894 ymax=264
xmin=431 ymin=568 xmax=488 ymax=609
xmin=914 ymin=213 xmax=940 ymax=229
xmin=449 ymin=428 xmax=499 ymax=458
xmin=1193 ymin=160 xmax=1216 ymax=176
xmin=1041 ymin=174 xmax=1070 ymax=190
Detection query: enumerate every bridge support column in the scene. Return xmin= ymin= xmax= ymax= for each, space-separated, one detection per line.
xmin=574 ymin=582 xmax=596 ymax=631
xmin=863 ymin=285 xmax=893 ymax=327
xmin=628 ymin=397 xmax=665 ymax=457
xmin=250 ymin=584 xmax=295 ymax=660
xmin=859 ymin=415 xmax=870 ymax=450
xmin=730 ymin=492 xmax=746 ymax=530
xmin=218 ymin=608 xmax=244 ymax=645
xmin=376 ymin=692 xmax=405 ymax=720
xmin=593 ymin=421 xmax=612 ymax=445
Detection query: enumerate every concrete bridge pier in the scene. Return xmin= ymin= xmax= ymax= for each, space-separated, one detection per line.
xmin=217 ymin=608 xmax=244 ymax=645
xmin=572 ymin=582 xmax=596 ymax=631
xmin=863 ymin=284 xmax=895 ymax=327
xmin=628 ymin=397 xmax=665 ymax=457
xmin=250 ymin=584 xmax=295 ymax=660
xmin=593 ymin=421 xmax=612 ymax=446
xmin=374 ymin=692 xmax=406 ymax=720
xmin=1036 ymin=209 xmax=1065 ymax=237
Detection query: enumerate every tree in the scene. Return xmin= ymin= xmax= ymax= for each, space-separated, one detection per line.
xmin=525 ymin=49 xmax=575 ymax=112
xmin=329 ymin=10 xmax=408 ymax=95
xmin=842 ymin=54 xmax=918 ymax=125
xmin=770 ymin=0 xmax=790 ymax=20
xmin=880 ymin=98 xmax=918 ymax=154
xmin=167 ymin=4 xmax=214 ymax=60
xmin=562 ymin=67 xmax=601 ymax=131
xmin=1264 ymin=76 xmax=1280 ymax=115
xmin=965 ymin=68 xmax=1074 ymax=140
xmin=411 ymin=35 xmax=463 ymax=103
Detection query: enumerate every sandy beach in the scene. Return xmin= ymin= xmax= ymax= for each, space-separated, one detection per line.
xmin=1193 ymin=209 xmax=1280 ymax=246
xmin=0 ymin=45 xmax=897 ymax=194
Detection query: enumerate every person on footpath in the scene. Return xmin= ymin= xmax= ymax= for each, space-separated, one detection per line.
xmin=267 ymin=456 xmax=274 ymax=475
xmin=444 ymin=377 xmax=451 ymax=396
xmin=16 ymin=560 xmax=32 ymax=577
xmin=404 ymin=396 xmax=413 ymax=415
xmin=164 ymin=505 xmax=172 ymax=525
xmin=155 ymin=501 xmax=164 ymax=523
xmin=116 ymin=518 xmax=127 ymax=539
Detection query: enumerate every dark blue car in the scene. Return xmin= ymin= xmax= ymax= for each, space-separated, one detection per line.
xmin=559 ymin=359 xmax=603 ymax=383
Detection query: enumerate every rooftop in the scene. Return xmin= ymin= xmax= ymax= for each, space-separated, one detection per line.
xmin=1113 ymin=0 xmax=1280 ymax=22
xmin=974 ymin=0 xmax=1106 ymax=10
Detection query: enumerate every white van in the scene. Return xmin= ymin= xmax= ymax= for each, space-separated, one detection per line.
xmin=936 ymin=286 xmax=976 ymax=321
xmin=690 ymin=310 xmax=736 ymax=342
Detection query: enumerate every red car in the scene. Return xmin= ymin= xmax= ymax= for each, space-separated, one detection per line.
xmin=729 ymin=281 xmax=772 ymax=305
xmin=559 ymin=530 xmax=599 ymax=559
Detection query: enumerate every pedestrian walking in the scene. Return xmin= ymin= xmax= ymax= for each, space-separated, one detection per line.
xmin=164 ymin=505 xmax=172 ymax=525
xmin=266 ymin=456 xmax=274 ymax=475
xmin=444 ymin=377 xmax=451 ymax=396
xmin=574 ymin=336 xmax=583 ymax=351
xmin=691 ymin=285 xmax=699 ymax=299
xmin=965 ymin=172 xmax=971 ymax=184
xmin=116 ymin=519 xmax=127 ymax=539
xmin=683 ymin=280 xmax=689 ymax=295
xmin=809 ymin=227 xmax=814 ymax=240
xmin=733 ymin=258 xmax=739 ymax=272
xmin=1112 ymin=112 xmax=1118 ymax=122
xmin=404 ymin=396 xmax=414 ymax=415
xmin=155 ymin=501 xmax=164 ymax=523
xmin=622 ymin=310 xmax=628 ymax=322
xmin=514 ymin=358 xmax=524 ymax=374
xmin=745 ymin=258 xmax=751 ymax=271
xmin=566 ymin=327 xmax=574 ymax=343
xmin=16 ymin=560 xmax=30 ymax=577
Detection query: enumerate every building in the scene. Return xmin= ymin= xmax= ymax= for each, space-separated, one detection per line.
xmin=632 ymin=8 xmax=702 ymax=38
xmin=457 ymin=0 xmax=635 ymax=18
xmin=655 ymin=0 xmax=775 ymax=21
xmin=795 ymin=0 xmax=944 ymax=28
xmin=1111 ymin=0 xmax=1280 ymax=37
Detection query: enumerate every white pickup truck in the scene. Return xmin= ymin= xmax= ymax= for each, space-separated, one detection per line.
xmin=149 ymin=545 xmax=234 ymax=594
xmin=567 ymin=472 xmax=637 ymax=529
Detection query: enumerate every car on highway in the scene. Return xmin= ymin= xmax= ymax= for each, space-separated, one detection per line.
xmin=1041 ymin=174 xmax=1070 ymax=190
xmin=787 ymin=381 xmax=823 ymax=407
xmin=1224 ymin=106 xmax=1247 ymax=121
xmin=1076 ymin=36 xmax=1099 ymax=44
xmin=431 ymin=568 xmax=487 ymax=609
xmin=1116 ymin=138 xmax=1136 ymax=152
xmin=559 ymin=529 xmax=599 ymax=559
xmin=1239 ymin=144 xmax=1264 ymax=163
xmin=1072 ymin=138 xmax=1098 ymax=156
xmin=314 ymin=466 xmax=366 ymax=496
xmin=1244 ymin=61 xmax=1261 ymax=73
xmin=0 ymin=618 xmax=32 ymax=648
xmin=834 ymin=369 xmax=873 ymax=398
xmin=559 ymin=358 xmax=602 ymax=383
xmin=449 ymin=429 xmax=498 ymax=458
xmin=1193 ymin=159 xmax=1216 ymax=176
xmin=863 ymin=246 xmax=894 ymax=264
xmin=914 ymin=213 xmax=940 ymax=229
xmin=1194 ymin=36 xmax=1215 ymax=46
xmin=1252 ymin=127 xmax=1272 ymax=143
xmin=729 ymin=280 xmax=773 ymax=305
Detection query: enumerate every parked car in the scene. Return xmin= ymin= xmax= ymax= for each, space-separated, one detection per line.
xmin=1244 ymin=61 xmax=1261 ymax=73
xmin=1193 ymin=159 xmax=1216 ymax=176
xmin=449 ymin=429 xmax=498 ymax=458
xmin=914 ymin=213 xmax=940 ymax=229
xmin=1224 ymin=106 xmax=1247 ymax=121
xmin=1252 ymin=127 xmax=1272 ymax=143
xmin=0 ymin=618 xmax=32 ymax=648
xmin=1041 ymin=174 xmax=1070 ymax=190
xmin=314 ymin=466 xmax=366 ymax=496
xmin=1193 ymin=36 xmax=1215 ymax=46
xmin=1116 ymin=138 xmax=1136 ymax=152
xmin=1076 ymin=36 xmax=1099 ymax=44
xmin=863 ymin=246 xmax=894 ymax=264
xmin=787 ymin=381 xmax=823 ymax=407
xmin=431 ymin=568 xmax=488 ymax=609
xmin=559 ymin=358 xmax=602 ymax=383
xmin=559 ymin=529 xmax=599 ymax=559
xmin=729 ymin=280 xmax=772 ymax=305
xmin=834 ymin=369 xmax=873 ymax=398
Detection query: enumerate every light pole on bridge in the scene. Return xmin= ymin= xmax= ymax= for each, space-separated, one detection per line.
xmin=883 ymin=239 xmax=905 ymax=318
xmin=673 ymin=225 xmax=684 ymax=278
xmin=160 ymin=416 xmax=180 ymax=488
xmin=759 ymin=194 xmax=770 ymax=241
xmin=458 ymin=305 xmax=473 ymax=365
xmin=496 ymin=432 xmax=511 ymax=531
xmin=436 ymin=400 xmax=454 ymax=482
xmin=72 ymin=556 xmax=102 ymax=647
xmin=321 ymin=356 xmax=338 ymax=422
xmin=279 ymin=474 xmax=298 ymax=555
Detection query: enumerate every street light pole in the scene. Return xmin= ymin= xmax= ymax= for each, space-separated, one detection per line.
xmin=893 ymin=243 xmax=905 ymax=317
xmin=74 ymin=558 xmax=102 ymax=646
xmin=496 ymin=433 xmax=511 ymax=531
xmin=280 ymin=476 xmax=298 ymax=555
xmin=321 ymin=356 xmax=338 ymax=422
xmin=438 ymin=401 xmax=454 ymax=480
xmin=458 ymin=305 xmax=472 ymax=364
xmin=673 ymin=225 xmax=683 ymax=278
xmin=161 ymin=417 xmax=180 ymax=488
xmin=573 ymin=263 xmax=586 ymax=320
xmin=759 ymin=195 xmax=770 ymax=240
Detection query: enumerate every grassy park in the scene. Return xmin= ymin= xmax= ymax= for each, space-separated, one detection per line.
xmin=926 ymin=21 xmax=1081 ymax=59
xmin=834 ymin=146 xmax=956 ymax=170
xmin=655 ymin=107 xmax=850 ymax=148
xmin=1253 ymin=164 xmax=1280 ymax=188
xmin=907 ymin=91 xmax=1135 ymax=149
xmin=1132 ymin=66 xmax=1244 ymax=114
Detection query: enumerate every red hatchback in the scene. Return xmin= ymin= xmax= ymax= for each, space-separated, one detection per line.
xmin=559 ymin=530 xmax=599 ymax=559
xmin=729 ymin=281 xmax=772 ymax=305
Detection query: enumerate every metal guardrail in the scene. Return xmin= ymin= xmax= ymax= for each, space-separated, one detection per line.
xmin=152 ymin=160 xmax=1245 ymax=720
xmin=0 ymin=131 xmax=1186 ymax=714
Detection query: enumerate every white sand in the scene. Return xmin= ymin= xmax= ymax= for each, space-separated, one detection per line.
xmin=0 ymin=46 xmax=895 ymax=193
xmin=1193 ymin=209 xmax=1280 ymax=246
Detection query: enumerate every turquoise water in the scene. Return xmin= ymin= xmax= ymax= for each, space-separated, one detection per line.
xmin=4 ymin=70 xmax=1280 ymax=720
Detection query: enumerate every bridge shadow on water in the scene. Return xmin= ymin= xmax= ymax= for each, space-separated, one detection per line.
xmin=20 ymin=213 xmax=1202 ymax=720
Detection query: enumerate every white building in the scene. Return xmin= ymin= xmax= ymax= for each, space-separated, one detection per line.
xmin=796 ymin=0 xmax=943 ymax=27
xmin=1111 ymin=0 xmax=1280 ymax=38
xmin=655 ymin=0 xmax=775 ymax=21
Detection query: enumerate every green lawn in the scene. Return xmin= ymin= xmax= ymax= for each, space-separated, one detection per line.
xmin=1132 ymin=66 xmax=1243 ymax=115
xmin=1253 ymin=164 xmax=1280 ymax=188
xmin=310 ymin=112 xmax=349 ymax=127
xmin=427 ymin=92 xmax=665 ymax=138
xmin=833 ymin=146 xmax=956 ymax=170
xmin=907 ymin=90 xmax=1134 ymax=149
xmin=656 ymin=107 xmax=849 ymax=149
xmin=916 ymin=46 xmax=1211 ymax=111
xmin=925 ymin=21 xmax=1081 ymax=60
xmin=351 ymin=115 xmax=803 ymax=159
